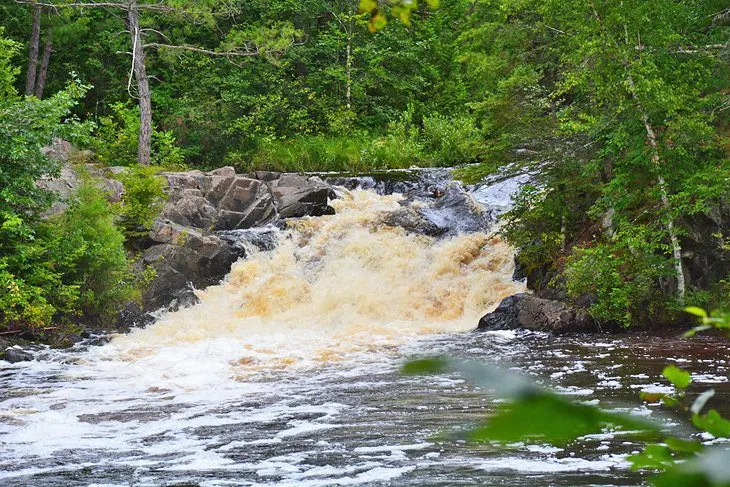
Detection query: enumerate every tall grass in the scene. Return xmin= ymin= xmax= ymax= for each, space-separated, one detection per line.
xmin=243 ymin=114 xmax=484 ymax=173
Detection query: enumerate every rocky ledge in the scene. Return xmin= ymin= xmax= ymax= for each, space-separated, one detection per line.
xmin=138 ymin=167 xmax=335 ymax=318
xmin=42 ymin=162 xmax=336 ymax=324
xmin=478 ymin=293 xmax=596 ymax=334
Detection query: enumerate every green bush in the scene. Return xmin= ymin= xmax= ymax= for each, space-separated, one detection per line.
xmin=564 ymin=240 xmax=672 ymax=327
xmin=421 ymin=113 xmax=482 ymax=166
xmin=92 ymin=103 xmax=185 ymax=167
xmin=52 ymin=180 xmax=134 ymax=321
xmin=117 ymin=165 xmax=167 ymax=237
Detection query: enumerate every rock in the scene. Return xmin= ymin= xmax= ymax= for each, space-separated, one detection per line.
xmin=418 ymin=184 xmax=490 ymax=235
xmin=38 ymin=163 xmax=126 ymax=217
xmin=40 ymin=138 xmax=74 ymax=163
xmin=478 ymin=293 xmax=595 ymax=334
xmin=161 ymin=190 xmax=218 ymax=230
xmin=142 ymin=228 xmax=246 ymax=311
xmin=215 ymin=177 xmax=277 ymax=229
xmin=382 ymin=207 xmax=447 ymax=237
xmin=3 ymin=347 xmax=33 ymax=363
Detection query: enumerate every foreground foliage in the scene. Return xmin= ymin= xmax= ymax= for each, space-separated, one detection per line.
xmin=404 ymin=310 xmax=730 ymax=486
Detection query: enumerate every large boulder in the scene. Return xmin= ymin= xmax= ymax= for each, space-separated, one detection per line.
xmin=142 ymin=222 xmax=248 ymax=311
xmin=478 ymin=293 xmax=595 ymax=334
xmin=267 ymin=173 xmax=335 ymax=218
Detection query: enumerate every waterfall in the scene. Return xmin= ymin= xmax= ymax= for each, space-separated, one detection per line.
xmin=106 ymin=187 xmax=525 ymax=379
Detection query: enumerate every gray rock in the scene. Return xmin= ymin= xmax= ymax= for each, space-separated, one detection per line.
xmin=3 ymin=347 xmax=33 ymax=363
xmin=268 ymin=174 xmax=335 ymax=218
xmin=143 ymin=230 xmax=246 ymax=311
xmin=478 ymin=293 xmax=595 ymax=334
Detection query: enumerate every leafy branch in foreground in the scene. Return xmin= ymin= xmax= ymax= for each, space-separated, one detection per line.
xmin=403 ymin=312 xmax=730 ymax=487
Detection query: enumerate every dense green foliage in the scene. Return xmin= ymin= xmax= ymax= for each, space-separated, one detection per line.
xmin=0 ymin=30 xmax=134 ymax=337
xmin=0 ymin=0 xmax=728 ymax=333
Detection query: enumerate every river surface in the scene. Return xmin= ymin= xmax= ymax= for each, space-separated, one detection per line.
xmin=1 ymin=175 xmax=729 ymax=486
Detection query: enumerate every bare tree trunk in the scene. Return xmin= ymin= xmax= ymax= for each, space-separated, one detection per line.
xmin=127 ymin=4 xmax=152 ymax=165
xmin=25 ymin=4 xmax=42 ymax=96
xmin=34 ymin=35 xmax=52 ymax=99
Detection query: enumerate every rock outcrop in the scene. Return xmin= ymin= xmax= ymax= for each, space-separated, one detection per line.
xmin=139 ymin=168 xmax=335 ymax=317
xmin=478 ymin=293 xmax=596 ymax=334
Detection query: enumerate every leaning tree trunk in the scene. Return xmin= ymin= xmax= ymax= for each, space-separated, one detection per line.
xmin=127 ymin=4 xmax=152 ymax=165
xmin=34 ymin=35 xmax=52 ymax=99
xmin=25 ymin=4 xmax=42 ymax=96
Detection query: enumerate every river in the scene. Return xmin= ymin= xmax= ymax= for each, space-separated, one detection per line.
xmin=1 ymin=172 xmax=728 ymax=486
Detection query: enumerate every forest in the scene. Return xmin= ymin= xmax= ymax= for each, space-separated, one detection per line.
xmin=1 ymin=0 xmax=729 ymax=334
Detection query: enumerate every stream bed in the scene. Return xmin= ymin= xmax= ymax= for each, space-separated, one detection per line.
xmin=1 ymin=330 xmax=728 ymax=486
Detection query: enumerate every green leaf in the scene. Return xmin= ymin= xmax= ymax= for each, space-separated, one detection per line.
xmin=425 ymin=0 xmax=440 ymax=7
xmin=663 ymin=365 xmax=692 ymax=390
xmin=692 ymin=410 xmax=730 ymax=438
xmin=401 ymin=357 xmax=449 ymax=375
xmin=359 ymin=0 xmax=377 ymax=13
xmin=665 ymin=437 xmax=704 ymax=454
xmin=629 ymin=444 xmax=675 ymax=471
xmin=684 ymin=307 xmax=708 ymax=319
xmin=465 ymin=393 xmax=657 ymax=446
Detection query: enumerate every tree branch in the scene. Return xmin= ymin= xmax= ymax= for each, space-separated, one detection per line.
xmin=144 ymin=42 xmax=260 ymax=57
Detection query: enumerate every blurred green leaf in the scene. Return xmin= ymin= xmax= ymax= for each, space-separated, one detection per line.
xmin=663 ymin=365 xmax=692 ymax=390
xmin=692 ymin=410 xmax=730 ymax=438
xmin=685 ymin=307 xmax=708 ymax=319
xmin=466 ymin=393 xmax=658 ymax=446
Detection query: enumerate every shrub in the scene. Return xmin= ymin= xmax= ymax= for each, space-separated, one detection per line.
xmin=421 ymin=113 xmax=482 ymax=166
xmin=564 ymin=240 xmax=671 ymax=327
xmin=117 ymin=165 xmax=167 ymax=237
xmin=52 ymin=179 xmax=134 ymax=321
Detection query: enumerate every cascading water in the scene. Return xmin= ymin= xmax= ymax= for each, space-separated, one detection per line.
xmin=1 ymin=170 xmax=729 ymax=487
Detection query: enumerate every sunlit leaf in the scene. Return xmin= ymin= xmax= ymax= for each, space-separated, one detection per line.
xmin=685 ymin=307 xmax=708 ymax=319
xmin=691 ymin=389 xmax=716 ymax=415
xmin=641 ymin=392 xmax=667 ymax=402
xmin=359 ymin=0 xmax=377 ymax=13
xmin=663 ymin=365 xmax=692 ymax=390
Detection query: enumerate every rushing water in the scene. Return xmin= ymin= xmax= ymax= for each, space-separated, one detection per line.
xmin=1 ymin=174 xmax=729 ymax=486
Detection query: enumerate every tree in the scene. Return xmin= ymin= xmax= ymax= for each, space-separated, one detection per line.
xmin=14 ymin=0 xmax=298 ymax=165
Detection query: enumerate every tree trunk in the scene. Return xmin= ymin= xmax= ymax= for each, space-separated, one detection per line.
xmin=625 ymin=74 xmax=686 ymax=302
xmin=25 ymin=4 xmax=42 ymax=96
xmin=34 ymin=35 xmax=52 ymax=99
xmin=127 ymin=4 xmax=152 ymax=165
xmin=345 ymin=29 xmax=352 ymax=110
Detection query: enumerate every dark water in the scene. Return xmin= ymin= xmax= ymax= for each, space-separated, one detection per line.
xmin=1 ymin=329 xmax=728 ymax=487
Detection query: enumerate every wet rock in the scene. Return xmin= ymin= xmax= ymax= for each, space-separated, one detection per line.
xmin=382 ymin=208 xmax=446 ymax=237
xmin=478 ymin=293 xmax=595 ymax=334
xmin=268 ymin=174 xmax=335 ymax=218
xmin=143 ymin=228 xmax=246 ymax=311
xmin=3 ymin=347 xmax=33 ymax=363
xmin=418 ymin=184 xmax=490 ymax=235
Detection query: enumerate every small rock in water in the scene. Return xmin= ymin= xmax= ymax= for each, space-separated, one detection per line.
xmin=3 ymin=347 xmax=33 ymax=363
